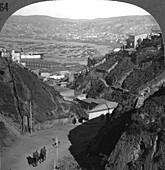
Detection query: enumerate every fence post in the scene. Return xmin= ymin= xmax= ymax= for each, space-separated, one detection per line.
xmin=29 ymin=101 xmax=33 ymax=134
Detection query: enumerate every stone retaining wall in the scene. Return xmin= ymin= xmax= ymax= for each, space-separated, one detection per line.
xmin=33 ymin=117 xmax=69 ymax=131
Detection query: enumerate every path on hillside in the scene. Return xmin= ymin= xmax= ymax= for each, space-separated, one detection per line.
xmin=1 ymin=124 xmax=77 ymax=170
xmin=99 ymin=78 xmax=109 ymax=87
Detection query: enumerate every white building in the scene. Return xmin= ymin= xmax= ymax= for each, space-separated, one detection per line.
xmin=50 ymin=74 xmax=65 ymax=80
xmin=134 ymin=34 xmax=148 ymax=47
xmin=76 ymin=94 xmax=87 ymax=100
xmin=11 ymin=50 xmax=21 ymax=63
xmin=0 ymin=48 xmax=6 ymax=57
xmin=113 ymin=48 xmax=121 ymax=52
xmin=40 ymin=72 xmax=50 ymax=78
xmin=87 ymin=101 xmax=118 ymax=120
xmin=20 ymin=53 xmax=43 ymax=59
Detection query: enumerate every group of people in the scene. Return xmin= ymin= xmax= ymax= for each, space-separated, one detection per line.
xmin=26 ymin=146 xmax=47 ymax=167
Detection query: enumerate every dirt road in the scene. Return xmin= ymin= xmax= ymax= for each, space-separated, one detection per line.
xmin=1 ymin=124 xmax=77 ymax=170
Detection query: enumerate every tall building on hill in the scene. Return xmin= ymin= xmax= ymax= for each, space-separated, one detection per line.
xmin=126 ymin=33 xmax=148 ymax=48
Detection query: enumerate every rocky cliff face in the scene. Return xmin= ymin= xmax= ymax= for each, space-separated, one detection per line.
xmin=84 ymin=87 xmax=165 ymax=170
xmin=73 ymin=35 xmax=164 ymax=105
xmin=70 ymin=34 xmax=165 ymax=169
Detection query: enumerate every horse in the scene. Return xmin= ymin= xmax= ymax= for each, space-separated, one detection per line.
xmin=26 ymin=156 xmax=37 ymax=167
xmin=35 ymin=150 xmax=41 ymax=163
xmin=33 ymin=150 xmax=41 ymax=164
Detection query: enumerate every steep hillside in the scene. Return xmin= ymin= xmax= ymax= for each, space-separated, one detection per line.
xmin=0 ymin=57 xmax=86 ymax=146
xmin=81 ymin=87 xmax=165 ymax=170
xmin=73 ymin=34 xmax=164 ymax=104
xmin=69 ymin=34 xmax=165 ymax=169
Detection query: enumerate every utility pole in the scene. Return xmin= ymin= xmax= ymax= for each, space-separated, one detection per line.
xmin=53 ymin=145 xmax=56 ymax=170
xmin=29 ymin=101 xmax=33 ymax=134
xmin=56 ymin=137 xmax=59 ymax=169
xmin=52 ymin=136 xmax=60 ymax=170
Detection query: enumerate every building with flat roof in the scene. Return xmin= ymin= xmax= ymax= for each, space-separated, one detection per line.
xmin=77 ymin=97 xmax=118 ymax=120
xmin=151 ymin=29 xmax=162 ymax=36
xmin=49 ymin=74 xmax=65 ymax=80
xmin=21 ymin=53 xmax=44 ymax=59
xmin=20 ymin=59 xmax=60 ymax=70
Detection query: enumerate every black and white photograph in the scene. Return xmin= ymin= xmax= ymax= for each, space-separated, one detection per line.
xmin=0 ymin=0 xmax=165 ymax=170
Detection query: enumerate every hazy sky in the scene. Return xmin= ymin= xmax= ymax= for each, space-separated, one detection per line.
xmin=14 ymin=0 xmax=150 ymax=19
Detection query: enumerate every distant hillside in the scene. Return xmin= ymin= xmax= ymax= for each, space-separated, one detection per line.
xmin=1 ymin=15 xmax=159 ymax=45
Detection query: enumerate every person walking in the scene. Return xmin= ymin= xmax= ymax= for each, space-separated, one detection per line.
xmin=43 ymin=146 xmax=46 ymax=160
xmin=40 ymin=148 xmax=44 ymax=162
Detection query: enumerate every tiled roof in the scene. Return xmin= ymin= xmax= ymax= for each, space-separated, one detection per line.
xmin=88 ymin=101 xmax=118 ymax=113
xmin=82 ymin=98 xmax=117 ymax=105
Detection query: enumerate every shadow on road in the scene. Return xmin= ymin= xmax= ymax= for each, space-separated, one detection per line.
xmin=68 ymin=110 xmax=133 ymax=169
xmin=68 ymin=116 xmax=107 ymax=169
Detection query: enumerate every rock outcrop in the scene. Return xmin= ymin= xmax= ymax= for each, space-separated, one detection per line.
xmin=70 ymin=33 xmax=165 ymax=169
xmin=76 ymin=86 xmax=165 ymax=170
